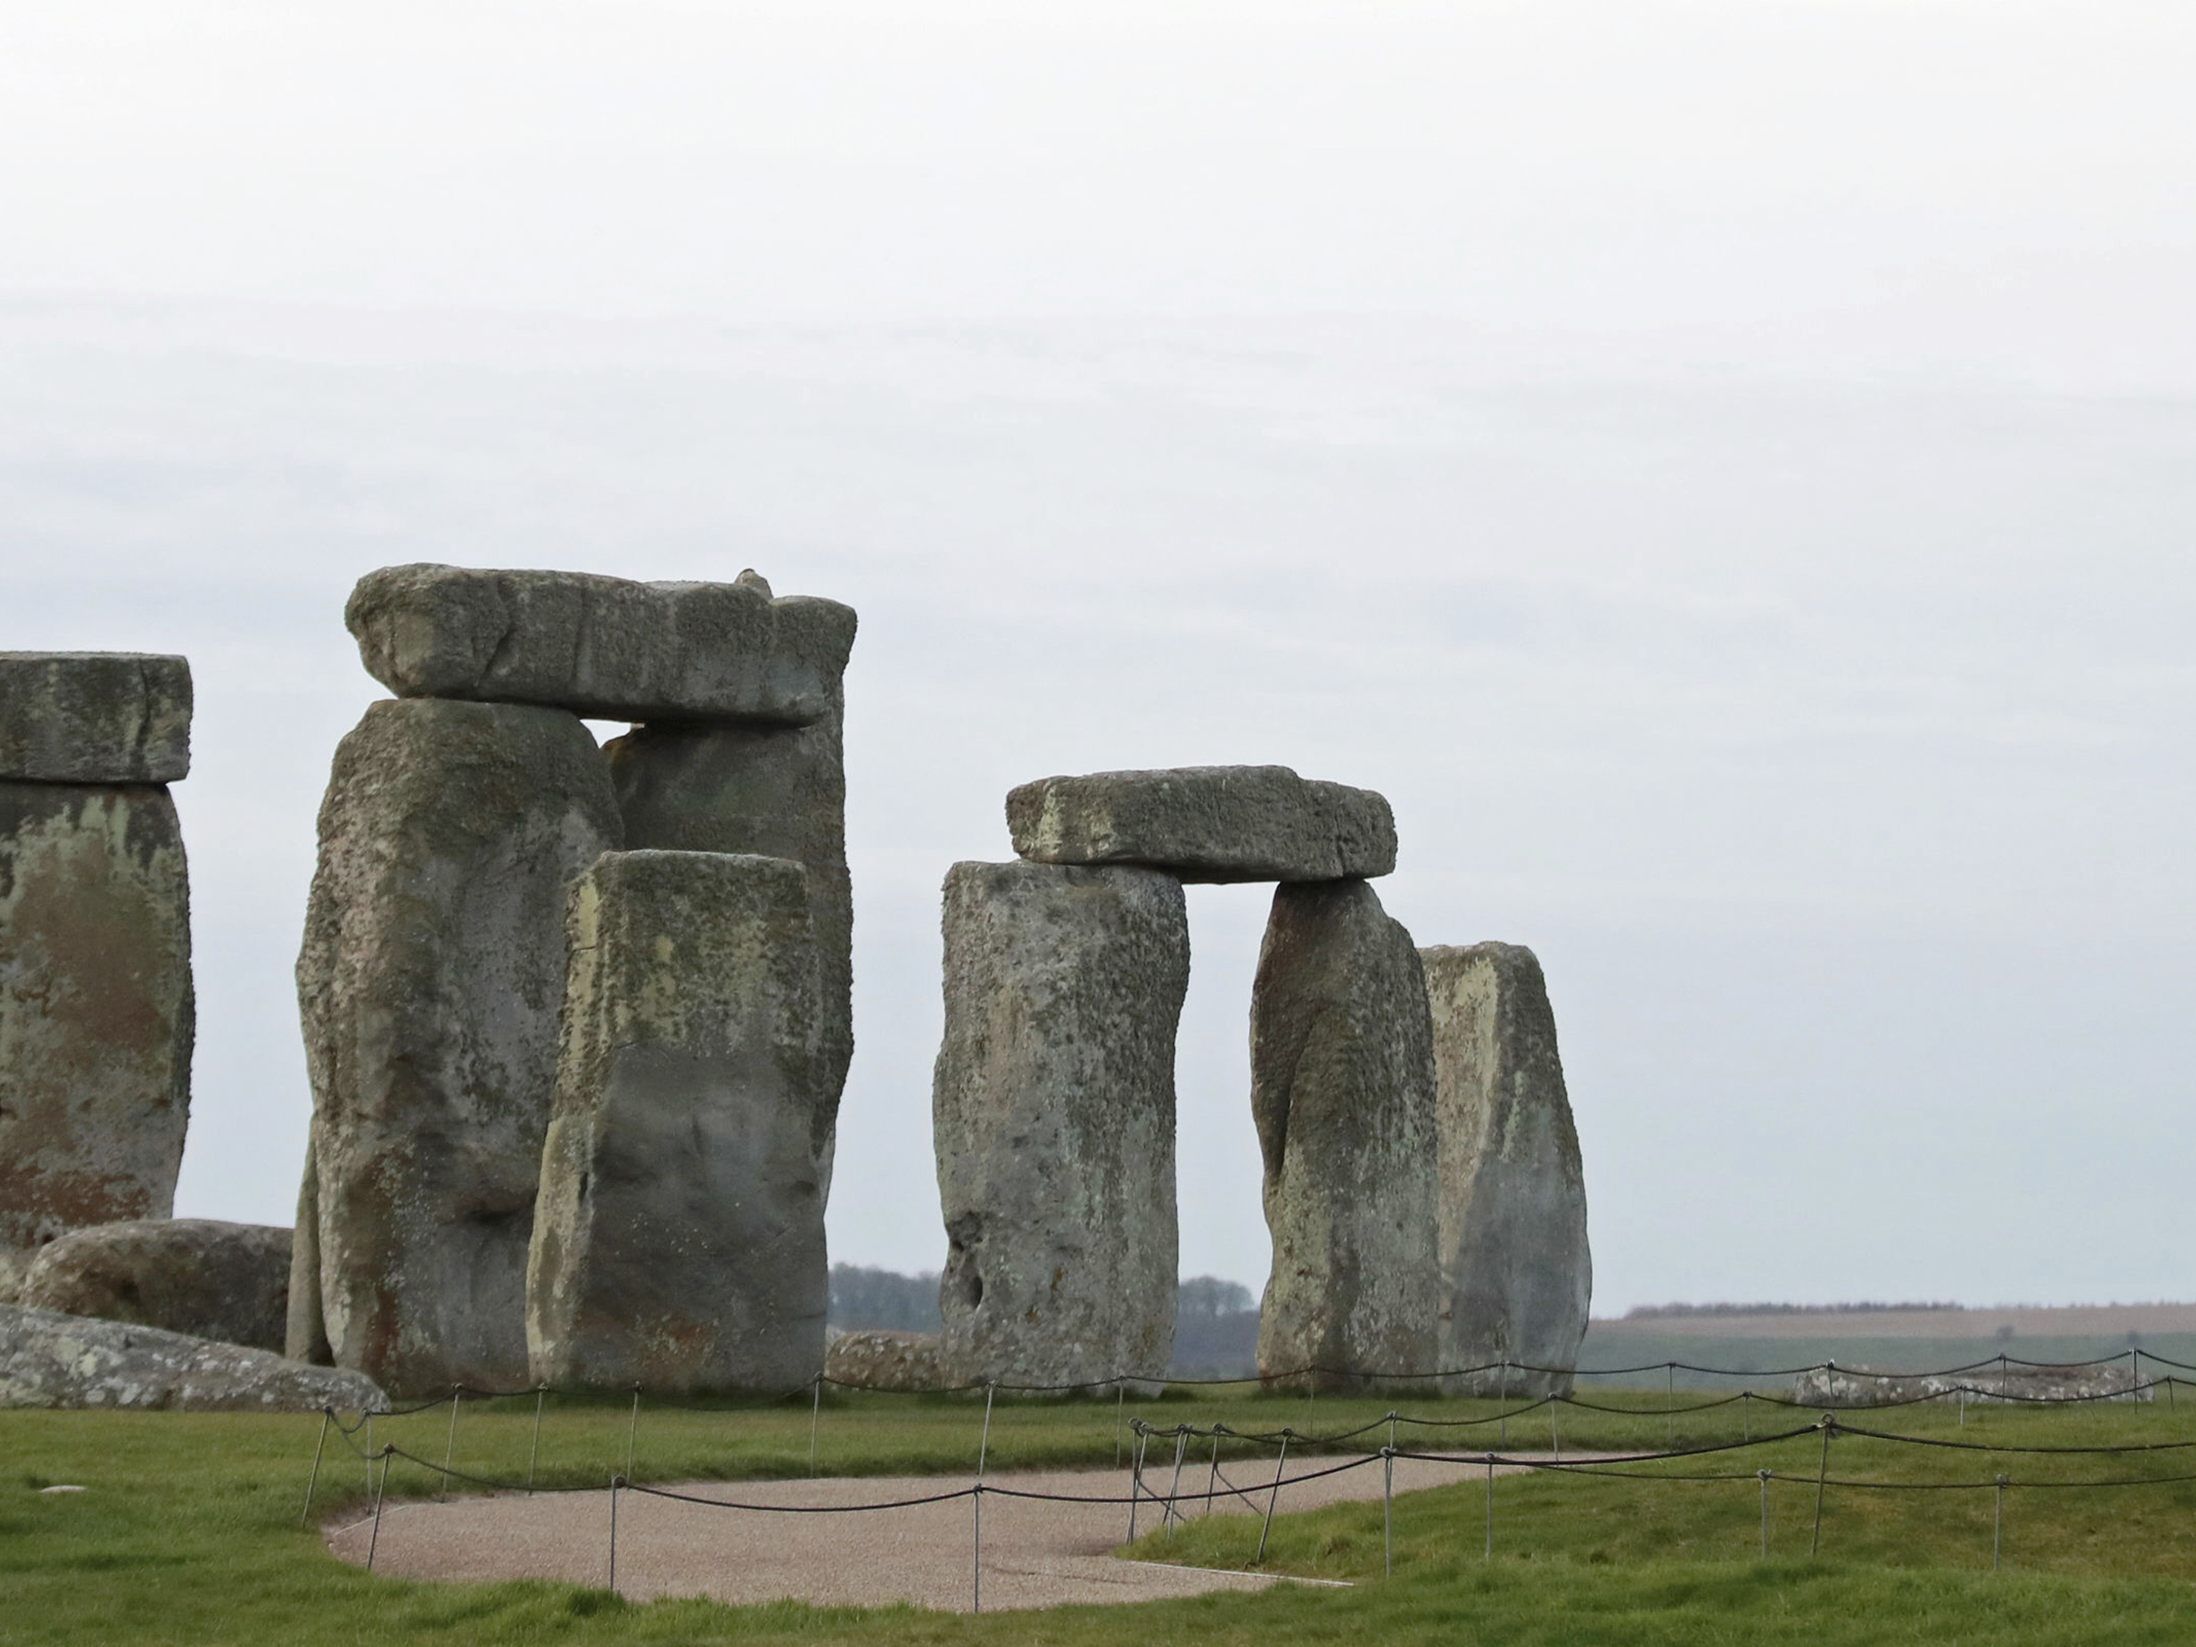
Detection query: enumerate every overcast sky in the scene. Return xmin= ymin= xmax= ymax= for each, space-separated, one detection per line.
xmin=4 ymin=2 xmax=2192 ymax=1313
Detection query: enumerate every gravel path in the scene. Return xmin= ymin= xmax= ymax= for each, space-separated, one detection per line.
xmin=327 ymin=1451 xmax=1557 ymax=1612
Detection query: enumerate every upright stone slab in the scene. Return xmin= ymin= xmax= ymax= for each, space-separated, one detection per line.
xmin=1007 ymin=765 xmax=1396 ymax=882
xmin=346 ymin=564 xmax=856 ymax=725
xmin=296 ymin=698 xmax=620 ymax=1394
xmin=1250 ymin=879 xmax=1440 ymax=1391
xmin=932 ymin=860 xmax=1187 ymax=1388
xmin=0 ymin=784 xmax=193 ymax=1250
xmin=527 ymin=851 xmax=828 ymax=1394
xmin=1423 ymin=943 xmax=1590 ymax=1394
xmin=605 ymin=665 xmax=853 ymax=1190
xmin=0 ymin=653 xmax=192 ymax=783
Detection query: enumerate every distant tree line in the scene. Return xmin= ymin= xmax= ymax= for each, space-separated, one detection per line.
xmin=1623 ymin=1301 xmax=1968 ymax=1319
xmin=827 ymin=1265 xmax=1262 ymax=1378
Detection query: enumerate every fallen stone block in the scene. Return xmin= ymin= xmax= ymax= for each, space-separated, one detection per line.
xmin=297 ymin=698 xmax=621 ymax=1394
xmin=933 ymin=860 xmax=1187 ymax=1389
xmin=22 ymin=1219 xmax=292 ymax=1353
xmin=1006 ymin=765 xmax=1396 ymax=882
xmin=528 ymin=851 xmax=829 ymax=1394
xmin=0 ymin=653 xmax=191 ymax=784
xmin=1422 ymin=943 xmax=1590 ymax=1396
xmin=0 ymin=783 xmax=194 ymax=1250
xmin=1251 ymin=879 xmax=1441 ymax=1392
xmin=0 ymin=1303 xmax=385 ymax=1412
xmin=346 ymin=564 xmax=855 ymax=726
xmin=824 ymin=1329 xmax=953 ymax=1393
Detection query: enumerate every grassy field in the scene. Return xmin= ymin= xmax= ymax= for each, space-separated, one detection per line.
xmin=8 ymin=1384 xmax=2196 ymax=1645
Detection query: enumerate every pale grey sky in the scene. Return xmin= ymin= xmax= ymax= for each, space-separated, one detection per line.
xmin=3 ymin=3 xmax=2191 ymax=1312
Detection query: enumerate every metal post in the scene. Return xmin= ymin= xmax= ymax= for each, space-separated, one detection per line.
xmin=972 ymin=1485 xmax=984 ymax=1613
xmin=440 ymin=1387 xmax=461 ymax=1500
xmin=1204 ymin=1429 xmax=1221 ymax=1517
xmin=625 ymin=1386 xmax=640 ymax=1483
xmin=1549 ymin=1398 xmax=1560 ymax=1458
xmin=1163 ymin=1430 xmax=1187 ymax=1532
xmin=365 ymin=1451 xmax=390 ymax=1572
xmin=977 ymin=1382 xmax=997 ymax=1478
xmin=301 ymin=1410 xmax=330 ymax=1528
xmin=1999 ymin=1352 xmax=2009 ymax=1400
xmin=1993 ymin=1473 xmax=2008 ymax=1570
xmin=809 ymin=1374 xmax=823 ymax=1478
xmin=2129 ymin=1347 xmax=2140 ymax=1404
xmin=1256 ymin=1435 xmax=1290 ymax=1562
xmin=364 ymin=1413 xmax=374 ymax=1494
xmin=1742 ymin=1390 xmax=1751 ymax=1443
xmin=1809 ymin=1418 xmax=1833 ymax=1557
xmin=527 ymin=1386 xmax=545 ymax=1494
xmin=1116 ymin=1382 xmax=1126 ymax=1469
xmin=1483 ymin=1454 xmax=1495 ymax=1559
xmin=1958 ymin=1384 xmax=1966 ymax=1428
xmin=607 ymin=1475 xmax=620 ymax=1594
xmin=1757 ymin=1468 xmax=1771 ymax=1558
xmin=1382 ymin=1447 xmax=1394 ymax=1578
xmin=1666 ymin=1362 xmax=1676 ymax=1450
xmin=1127 ymin=1427 xmax=1150 ymax=1542
xmin=1499 ymin=1361 xmax=1511 ymax=1447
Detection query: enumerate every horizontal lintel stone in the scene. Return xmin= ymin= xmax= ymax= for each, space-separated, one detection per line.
xmin=0 ymin=653 xmax=191 ymax=783
xmin=345 ymin=564 xmax=856 ymax=725
xmin=1005 ymin=764 xmax=1396 ymax=883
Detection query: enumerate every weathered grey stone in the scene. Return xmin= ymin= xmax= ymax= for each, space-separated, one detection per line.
xmin=284 ymin=1135 xmax=330 ymax=1364
xmin=346 ymin=564 xmax=855 ymax=726
xmin=297 ymin=698 xmax=621 ymax=1395
xmin=0 ymin=1303 xmax=385 ymax=1412
xmin=528 ymin=851 xmax=828 ymax=1394
xmin=21 ymin=1219 xmax=291 ymax=1352
xmin=932 ymin=860 xmax=1186 ymax=1388
xmin=605 ymin=698 xmax=852 ymax=1192
xmin=0 ymin=1248 xmax=28 ymax=1304
xmin=1423 ymin=944 xmax=1590 ymax=1396
xmin=1006 ymin=765 xmax=1396 ymax=883
xmin=0 ymin=653 xmax=191 ymax=783
xmin=1251 ymin=879 xmax=1441 ymax=1392
xmin=825 ymin=1329 xmax=952 ymax=1393
xmin=0 ymin=784 xmax=193 ymax=1250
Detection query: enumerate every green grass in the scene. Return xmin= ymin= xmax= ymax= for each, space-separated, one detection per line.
xmin=6 ymin=1385 xmax=2196 ymax=1645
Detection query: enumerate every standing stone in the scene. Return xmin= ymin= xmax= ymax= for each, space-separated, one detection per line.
xmin=283 ymin=1136 xmax=330 ymax=1365
xmin=1007 ymin=766 xmax=1397 ymax=882
xmin=297 ymin=699 xmax=620 ymax=1394
xmin=932 ymin=861 xmax=1187 ymax=1388
xmin=0 ymin=653 xmax=192 ymax=784
xmin=1250 ymin=879 xmax=1440 ymax=1392
xmin=0 ymin=784 xmax=193 ymax=1251
xmin=22 ymin=1219 xmax=292 ymax=1353
xmin=1423 ymin=943 xmax=1590 ymax=1394
xmin=528 ymin=851 xmax=828 ymax=1394
xmin=605 ymin=684 xmax=852 ymax=1193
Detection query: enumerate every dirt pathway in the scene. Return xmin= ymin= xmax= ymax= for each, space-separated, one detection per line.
xmin=327 ymin=1451 xmax=1558 ymax=1613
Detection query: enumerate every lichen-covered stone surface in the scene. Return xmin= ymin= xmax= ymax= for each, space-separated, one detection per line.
xmin=1251 ymin=879 xmax=1441 ymax=1392
xmin=0 ymin=1248 xmax=29 ymax=1304
xmin=21 ymin=1218 xmax=292 ymax=1352
xmin=1422 ymin=943 xmax=1590 ymax=1396
xmin=932 ymin=860 xmax=1187 ymax=1389
xmin=528 ymin=851 xmax=828 ymax=1394
xmin=0 ymin=1303 xmax=385 ymax=1412
xmin=824 ymin=1329 xmax=953 ymax=1393
xmin=606 ymin=695 xmax=852 ymax=1192
xmin=346 ymin=564 xmax=855 ymax=726
xmin=0 ymin=653 xmax=192 ymax=783
xmin=1005 ymin=766 xmax=1396 ymax=883
xmin=283 ymin=1135 xmax=330 ymax=1364
xmin=296 ymin=698 xmax=620 ymax=1394
xmin=0 ymin=783 xmax=193 ymax=1250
